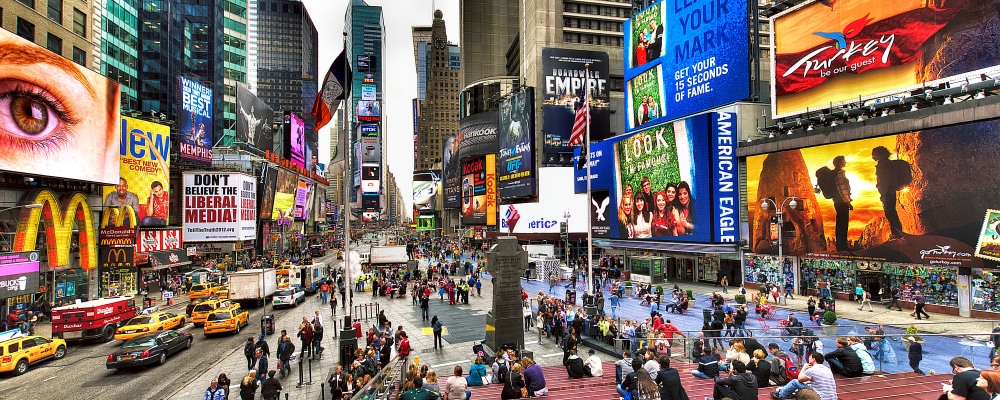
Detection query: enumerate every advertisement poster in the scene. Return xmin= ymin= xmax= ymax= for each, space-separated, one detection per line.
xmin=257 ymin=166 xmax=278 ymax=220
xmin=746 ymin=119 xmax=1000 ymax=267
xmin=361 ymin=165 xmax=381 ymax=193
xmin=0 ymin=29 xmax=121 ymax=185
xmin=178 ymin=76 xmax=213 ymax=163
xmin=498 ymin=168 xmax=587 ymax=234
xmin=293 ymin=178 xmax=309 ymax=219
xmin=626 ymin=65 xmax=666 ymax=131
xmin=236 ymin=83 xmax=274 ymax=154
xmin=284 ymin=112 xmax=305 ymax=169
xmin=624 ymin=0 xmax=749 ymax=127
xmin=772 ymin=0 xmax=999 ymax=118
xmin=362 ymin=193 xmax=379 ymax=211
xmin=357 ymin=100 xmax=381 ymax=122
xmin=442 ymin=134 xmax=461 ymax=208
xmin=541 ymin=48 xmax=611 ymax=158
xmin=271 ymin=168 xmax=297 ymax=224
xmin=0 ymin=252 xmax=41 ymax=299
xmin=183 ymin=173 xmax=256 ymax=241
xmin=361 ymin=137 xmax=381 ymax=163
xmin=305 ymin=127 xmax=318 ymax=173
xmin=975 ymin=210 xmax=1000 ymax=262
xmin=461 ymin=157 xmax=488 ymax=225
xmin=302 ymin=182 xmax=317 ymax=222
xmin=498 ymin=87 xmax=536 ymax=199
xmin=458 ymin=112 xmax=499 ymax=159
xmin=590 ymin=190 xmax=612 ymax=238
xmin=413 ymin=170 xmax=439 ymax=212
xmin=102 ymin=117 xmax=170 ymax=226
xmin=138 ymin=229 xmax=182 ymax=253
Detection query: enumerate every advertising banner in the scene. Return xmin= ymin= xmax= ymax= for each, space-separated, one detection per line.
xmin=302 ymin=182 xmax=317 ymax=223
xmin=361 ymin=137 xmax=381 ymax=163
xmin=258 ymin=166 xmax=278 ymax=220
xmin=499 ymin=168 xmax=587 ymax=234
xmin=771 ymin=0 xmax=999 ymax=118
xmin=541 ymin=48 xmax=610 ymax=158
xmin=590 ymin=190 xmax=612 ymax=238
xmin=746 ymin=118 xmax=1000 ymax=267
xmin=178 ymin=76 xmax=213 ymax=163
xmin=362 ymin=165 xmax=380 ymax=193
xmin=498 ymin=87 xmax=536 ymax=199
xmin=284 ymin=112 xmax=306 ymax=169
xmin=573 ymin=139 xmax=615 ymax=193
xmin=272 ymin=168 xmax=297 ymax=224
xmin=361 ymin=83 xmax=376 ymax=101
xmin=442 ymin=134 xmax=461 ymax=209
xmin=461 ymin=155 xmax=497 ymax=226
xmin=103 ymin=117 xmax=170 ymax=227
xmin=357 ymin=100 xmax=381 ymax=122
xmin=305 ymin=127 xmax=318 ymax=173
xmin=183 ymin=173 xmax=257 ymax=242
xmin=360 ymin=124 xmax=379 ymax=138
xmin=417 ymin=215 xmax=436 ymax=231
xmin=975 ymin=210 xmax=1000 ymax=262
xmin=413 ymin=170 xmax=440 ymax=212
xmin=458 ymin=112 xmax=498 ymax=160
xmin=362 ymin=193 xmax=379 ymax=211
xmin=623 ymin=0 xmax=749 ymax=129
xmin=138 ymin=228 xmax=183 ymax=253
xmin=0 ymin=252 xmax=41 ymax=300
xmin=293 ymin=178 xmax=309 ymax=219
xmin=0 ymin=29 xmax=121 ymax=185
xmin=236 ymin=83 xmax=274 ymax=154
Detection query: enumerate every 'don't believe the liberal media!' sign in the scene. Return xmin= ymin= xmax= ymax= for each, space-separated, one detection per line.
xmin=183 ymin=173 xmax=257 ymax=242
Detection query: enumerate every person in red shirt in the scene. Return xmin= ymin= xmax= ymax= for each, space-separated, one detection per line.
xmin=320 ymin=283 xmax=330 ymax=304
xmin=397 ymin=331 xmax=411 ymax=358
xmin=142 ymin=181 xmax=168 ymax=226
xmin=656 ymin=318 xmax=685 ymax=357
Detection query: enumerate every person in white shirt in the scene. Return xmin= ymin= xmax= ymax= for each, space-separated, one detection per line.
xmin=584 ymin=349 xmax=604 ymax=377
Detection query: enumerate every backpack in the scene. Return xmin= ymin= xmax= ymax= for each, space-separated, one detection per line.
xmin=815 ymin=166 xmax=836 ymax=199
xmin=776 ymin=353 xmax=799 ymax=382
xmin=495 ymin=360 xmax=509 ymax=383
xmin=886 ymin=159 xmax=913 ymax=190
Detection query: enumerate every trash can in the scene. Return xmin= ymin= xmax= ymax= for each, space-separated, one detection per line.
xmin=142 ymin=297 xmax=156 ymax=309
xmin=565 ymin=289 xmax=577 ymax=305
xmin=261 ymin=314 xmax=275 ymax=336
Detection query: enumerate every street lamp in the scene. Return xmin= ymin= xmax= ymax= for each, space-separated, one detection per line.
xmin=562 ymin=211 xmax=571 ymax=270
xmin=760 ymin=196 xmax=798 ymax=305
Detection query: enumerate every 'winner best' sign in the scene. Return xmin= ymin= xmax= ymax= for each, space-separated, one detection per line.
xmin=183 ymin=173 xmax=257 ymax=242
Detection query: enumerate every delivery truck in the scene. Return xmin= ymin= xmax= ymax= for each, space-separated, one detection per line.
xmin=228 ymin=268 xmax=278 ymax=307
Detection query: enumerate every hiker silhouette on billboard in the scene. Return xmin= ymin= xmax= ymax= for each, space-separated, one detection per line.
xmin=872 ymin=146 xmax=912 ymax=239
xmin=816 ymin=156 xmax=853 ymax=251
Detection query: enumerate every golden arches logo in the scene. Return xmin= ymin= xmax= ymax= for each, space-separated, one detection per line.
xmin=100 ymin=205 xmax=138 ymax=228
xmin=14 ymin=190 xmax=98 ymax=270
xmin=102 ymin=248 xmax=131 ymax=268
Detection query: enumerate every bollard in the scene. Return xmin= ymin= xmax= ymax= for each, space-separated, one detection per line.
xmin=307 ymin=356 xmax=313 ymax=384
xmin=321 ymin=383 xmax=325 ymax=400
xmin=285 ymin=393 xmax=289 ymax=400
xmin=296 ymin=356 xmax=304 ymax=388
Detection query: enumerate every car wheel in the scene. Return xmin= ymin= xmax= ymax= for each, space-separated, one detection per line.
xmin=235 ymin=323 xmax=241 ymax=334
xmin=158 ymin=353 xmax=167 ymax=365
xmin=186 ymin=338 xmax=193 ymax=349
xmin=54 ymin=346 xmax=66 ymax=359
xmin=13 ymin=359 xmax=28 ymax=376
xmin=102 ymin=326 xmax=116 ymax=342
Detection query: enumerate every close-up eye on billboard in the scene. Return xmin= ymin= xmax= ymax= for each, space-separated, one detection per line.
xmin=179 ymin=76 xmax=214 ymax=163
xmin=0 ymin=29 xmax=121 ymax=185
xmin=771 ymin=0 xmax=1000 ymax=118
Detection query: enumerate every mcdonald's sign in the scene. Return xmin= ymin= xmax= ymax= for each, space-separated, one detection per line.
xmin=100 ymin=247 xmax=133 ymax=269
xmin=13 ymin=190 xmax=98 ymax=270
xmin=99 ymin=206 xmax=138 ymax=249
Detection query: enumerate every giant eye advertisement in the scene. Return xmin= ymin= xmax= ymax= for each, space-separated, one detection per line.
xmin=102 ymin=117 xmax=171 ymax=227
xmin=0 ymin=29 xmax=122 ymax=185
xmin=498 ymin=87 xmax=536 ymax=200
xmin=178 ymin=76 xmax=214 ymax=163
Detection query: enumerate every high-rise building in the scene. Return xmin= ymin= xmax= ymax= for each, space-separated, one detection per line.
xmin=326 ymin=108 xmax=346 ymax=206
xmin=2 ymin=0 xmax=102 ymax=73
xmin=345 ymin=0 xmax=385 ymax=206
xmin=459 ymin=0 xmax=518 ymax=86
xmin=219 ymin=0 xmax=248 ymax=146
xmin=412 ymin=26 xmax=432 ymax=101
xmin=99 ymin=0 xmax=140 ymax=112
xmin=413 ymin=10 xmax=460 ymax=172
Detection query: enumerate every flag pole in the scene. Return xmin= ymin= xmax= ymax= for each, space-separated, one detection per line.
xmin=585 ymin=63 xmax=594 ymax=296
xmin=341 ymin=31 xmax=354 ymax=319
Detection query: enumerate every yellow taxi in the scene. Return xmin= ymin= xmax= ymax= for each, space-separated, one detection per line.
xmin=0 ymin=335 xmax=67 ymax=375
xmin=337 ymin=251 xmax=343 ymax=259
xmin=189 ymin=282 xmax=220 ymax=300
xmin=216 ymin=287 xmax=230 ymax=299
xmin=203 ymin=306 xmax=249 ymax=336
xmin=114 ymin=312 xmax=187 ymax=341
xmin=190 ymin=299 xmax=234 ymax=326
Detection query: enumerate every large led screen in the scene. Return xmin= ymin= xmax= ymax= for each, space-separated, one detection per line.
xmin=284 ymin=112 xmax=305 ymax=169
xmin=102 ymin=117 xmax=170 ymax=226
xmin=236 ymin=83 xmax=274 ymax=154
xmin=442 ymin=134 xmax=461 ymax=209
xmin=541 ymin=48 xmax=610 ymax=157
xmin=271 ymin=168 xmax=297 ymax=224
xmin=461 ymin=155 xmax=497 ymax=226
xmin=499 ymin=168 xmax=587 ymax=234
xmin=498 ymin=87 xmax=536 ymax=199
xmin=179 ymin=76 xmax=213 ymax=163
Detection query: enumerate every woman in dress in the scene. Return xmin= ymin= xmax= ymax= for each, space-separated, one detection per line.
xmin=650 ymin=190 xmax=675 ymax=237
xmin=633 ymin=193 xmax=652 ymax=238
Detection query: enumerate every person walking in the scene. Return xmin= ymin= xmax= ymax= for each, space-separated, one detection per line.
xmin=907 ymin=336 xmax=924 ymax=375
xmin=887 ymin=286 xmax=902 ymax=311
xmin=243 ymin=337 xmax=255 ymax=371
xmin=204 ymin=379 xmax=226 ymax=400
xmin=913 ymin=290 xmax=930 ymax=320
xmin=720 ymin=276 xmax=729 ymax=294
xmin=276 ymin=335 xmax=295 ymax=378
xmin=239 ymin=371 xmax=259 ymax=400
xmin=261 ymin=370 xmax=282 ymax=400
xmin=217 ymin=373 xmax=231 ymax=400
xmin=431 ymin=315 xmax=444 ymax=350
xmin=858 ymin=289 xmax=874 ymax=312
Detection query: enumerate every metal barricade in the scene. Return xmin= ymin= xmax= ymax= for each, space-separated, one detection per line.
xmin=352 ymin=302 xmax=380 ymax=321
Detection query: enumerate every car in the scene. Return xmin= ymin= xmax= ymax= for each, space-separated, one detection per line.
xmin=184 ymin=267 xmax=219 ymax=278
xmin=216 ymin=287 xmax=230 ymax=299
xmin=114 ymin=312 xmax=186 ymax=341
xmin=0 ymin=335 xmax=67 ymax=375
xmin=310 ymin=245 xmax=326 ymax=257
xmin=203 ymin=306 xmax=249 ymax=336
xmin=337 ymin=251 xmax=343 ymax=260
xmin=189 ymin=282 xmax=220 ymax=300
xmin=272 ymin=287 xmax=305 ymax=308
xmin=106 ymin=331 xmax=193 ymax=369
xmin=190 ymin=299 xmax=234 ymax=326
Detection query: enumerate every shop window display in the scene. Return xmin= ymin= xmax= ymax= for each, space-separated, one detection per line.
xmin=743 ymin=254 xmax=792 ymax=286
xmin=799 ymin=258 xmax=856 ymax=295
xmin=884 ymin=264 xmax=958 ymax=308
xmin=972 ymin=269 xmax=1000 ymax=313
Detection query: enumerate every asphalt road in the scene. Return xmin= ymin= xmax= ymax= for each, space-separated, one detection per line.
xmin=0 ymin=253 xmax=343 ymax=400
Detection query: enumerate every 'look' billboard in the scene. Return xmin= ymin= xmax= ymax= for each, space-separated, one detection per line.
xmin=771 ymin=0 xmax=1000 ymax=118
xmin=103 ymin=117 xmax=171 ymax=226
xmin=0 ymin=29 xmax=121 ymax=185
xmin=183 ymin=173 xmax=257 ymax=241
xmin=179 ymin=76 xmax=213 ymax=163
xmin=498 ymin=87 xmax=536 ymax=199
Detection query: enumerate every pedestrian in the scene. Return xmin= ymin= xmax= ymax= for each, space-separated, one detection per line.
xmin=255 ymin=333 xmax=271 ymax=358
xmin=261 ymin=370 xmax=282 ymax=400
xmin=431 ymin=315 xmax=444 ymax=350
xmin=204 ymin=379 xmax=226 ymax=400
xmin=887 ymin=285 xmax=902 ymax=311
xmin=297 ymin=317 xmax=313 ymax=359
xmin=854 ymin=284 xmax=863 ymax=304
xmin=254 ymin=348 xmax=268 ymax=387
xmin=858 ymin=289 xmax=874 ymax=312
xmin=419 ymin=291 xmax=430 ymax=321
xmin=320 ymin=281 xmax=330 ymax=304
xmin=243 ymin=337 xmax=255 ymax=371
xmin=331 ymin=292 xmax=338 ymax=316
xmin=312 ymin=320 xmax=325 ymax=358
xmin=913 ymin=290 xmax=930 ymax=320
xmin=239 ymin=370 xmax=259 ymax=400
xmin=945 ymin=356 xmax=990 ymax=400
xmin=720 ymin=276 xmax=729 ymax=294
xmin=217 ymin=373 xmax=231 ymax=400
xmin=907 ymin=336 xmax=924 ymax=375
xmin=276 ymin=335 xmax=295 ymax=378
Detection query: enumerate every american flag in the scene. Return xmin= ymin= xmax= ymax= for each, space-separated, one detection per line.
xmin=568 ymin=94 xmax=590 ymax=146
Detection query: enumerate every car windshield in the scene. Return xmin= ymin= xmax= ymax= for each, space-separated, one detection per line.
xmin=122 ymin=336 xmax=157 ymax=348
xmin=276 ymin=290 xmax=292 ymax=296
xmin=208 ymin=312 xmax=232 ymax=321
xmin=192 ymin=284 xmax=208 ymax=291
xmin=193 ymin=304 xmax=216 ymax=312
xmin=128 ymin=317 xmax=152 ymax=325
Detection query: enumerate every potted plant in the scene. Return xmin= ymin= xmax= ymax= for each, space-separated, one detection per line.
xmin=903 ymin=324 xmax=924 ymax=352
xmin=686 ymin=289 xmax=695 ymax=300
xmin=734 ymin=294 xmax=747 ymax=304
xmin=821 ymin=310 xmax=839 ymax=336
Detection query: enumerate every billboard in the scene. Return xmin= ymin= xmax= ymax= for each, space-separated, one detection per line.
xmin=360 ymin=124 xmax=379 ymax=137
xmin=138 ymin=228 xmax=183 ymax=253
xmin=103 ymin=117 xmax=171 ymax=227
xmin=361 ymin=137 xmax=381 ymax=163
xmin=498 ymin=87 xmax=536 ymax=199
xmin=236 ymin=83 xmax=274 ymax=154
xmin=361 ymin=83 xmax=377 ymax=101
xmin=442 ymin=134 xmax=461 ymax=209
xmin=357 ymin=100 xmax=381 ymax=122
xmin=746 ymin=118 xmax=1000 ymax=267
xmin=461 ymin=155 xmax=497 ymax=226
xmin=305 ymin=127 xmax=318 ymax=173
xmin=458 ymin=112 xmax=498 ymax=159
xmin=623 ymin=0 xmax=749 ymax=129
xmin=771 ymin=0 xmax=999 ymax=118
xmin=0 ymin=252 xmax=41 ymax=300
xmin=413 ymin=170 xmax=440 ymax=212
xmin=0 ymin=29 xmax=121 ymax=185
xmin=13 ymin=190 xmax=98 ymax=270
xmin=361 ymin=165 xmax=380 ymax=193
xmin=258 ymin=166 xmax=278 ymax=220
xmin=975 ymin=210 xmax=1000 ymax=262
xmin=417 ymin=215 xmax=436 ymax=231
xmin=284 ymin=112 xmax=306 ymax=169
xmin=362 ymin=192 xmax=379 ymax=211
xmin=271 ymin=168 xmax=297 ymax=223
xmin=541 ymin=48 xmax=611 ymax=159
xmin=178 ymin=76 xmax=213 ymax=163
xmin=183 ymin=173 xmax=257 ymax=242
xmin=293 ymin=178 xmax=309 ymax=219
xmin=499 ymin=168 xmax=587 ymax=234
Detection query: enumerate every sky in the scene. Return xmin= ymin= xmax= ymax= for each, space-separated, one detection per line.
xmin=302 ymin=0 xmax=461 ymax=215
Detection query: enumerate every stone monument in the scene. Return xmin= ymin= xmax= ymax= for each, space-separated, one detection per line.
xmin=485 ymin=236 xmax=526 ymax=352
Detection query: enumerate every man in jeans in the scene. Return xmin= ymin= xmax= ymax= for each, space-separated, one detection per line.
xmin=770 ymin=352 xmax=838 ymax=400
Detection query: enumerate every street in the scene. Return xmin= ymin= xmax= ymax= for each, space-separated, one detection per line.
xmin=0 ymin=253 xmax=342 ymax=400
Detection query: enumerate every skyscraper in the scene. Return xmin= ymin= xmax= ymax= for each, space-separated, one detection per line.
xmin=345 ymin=0 xmax=385 ymax=207
xmin=413 ymin=10 xmax=460 ymax=171
xmin=2 ymin=0 xmax=102 ymax=73
xmin=219 ymin=0 xmax=248 ymax=146
xmin=100 ymin=0 xmax=141 ymax=112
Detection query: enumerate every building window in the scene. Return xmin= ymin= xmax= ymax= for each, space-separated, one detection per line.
xmin=16 ymin=18 xmax=35 ymax=42
xmin=72 ymin=8 xmax=86 ymax=37
xmin=47 ymin=0 xmax=62 ymax=23
xmin=17 ymin=0 xmax=35 ymax=8
xmin=46 ymin=33 xmax=62 ymax=54
xmin=72 ymin=46 xmax=85 ymax=66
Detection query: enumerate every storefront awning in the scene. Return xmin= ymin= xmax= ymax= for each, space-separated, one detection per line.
xmin=143 ymin=249 xmax=192 ymax=271
xmin=607 ymin=240 xmax=738 ymax=254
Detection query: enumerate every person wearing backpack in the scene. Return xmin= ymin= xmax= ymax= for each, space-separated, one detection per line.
xmin=872 ymin=146 xmax=910 ymax=239
xmin=767 ymin=342 xmax=798 ymax=386
xmin=816 ymin=156 xmax=855 ymax=251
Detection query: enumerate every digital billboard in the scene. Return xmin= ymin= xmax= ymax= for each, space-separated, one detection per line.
xmin=498 ymin=87 xmax=536 ymax=199
xmin=0 ymin=29 xmax=121 ymax=185
xmin=541 ymin=48 xmax=610 ymax=158
xmin=623 ymin=0 xmax=749 ymax=131
xmin=357 ymin=100 xmax=381 ymax=122
xmin=499 ymin=168 xmax=587 ymax=234
xmin=360 ymin=124 xmax=379 ymax=137
xmin=305 ymin=127 xmax=318 ymax=173
xmin=361 ymin=137 xmax=381 ymax=163
xmin=771 ymin=0 xmax=1000 ymax=118
xmin=458 ymin=112 xmax=498 ymax=159
xmin=236 ymin=83 xmax=274 ymax=154
xmin=258 ymin=166 xmax=278 ymax=219
xmin=272 ymin=168 xmax=297 ymax=223
xmin=284 ymin=112 xmax=306 ymax=169
xmin=0 ymin=252 xmax=41 ymax=300
xmin=183 ymin=173 xmax=257 ymax=241
xmin=442 ymin=134 xmax=461 ymax=209
xmin=103 ymin=117 xmax=171 ymax=227
xmin=178 ymin=76 xmax=213 ymax=163
xmin=293 ymin=178 xmax=309 ymax=219
xmin=461 ymin=155 xmax=497 ymax=226
xmin=361 ymin=165 xmax=380 ymax=193
xmin=362 ymin=192 xmax=379 ymax=211
xmin=413 ymin=170 xmax=440 ymax=212
xmin=746 ymin=118 xmax=1000 ymax=268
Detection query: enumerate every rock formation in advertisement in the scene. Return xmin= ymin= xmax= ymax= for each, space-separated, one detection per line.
xmin=915 ymin=0 xmax=1000 ymax=83
xmin=750 ymin=150 xmax=827 ymax=255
